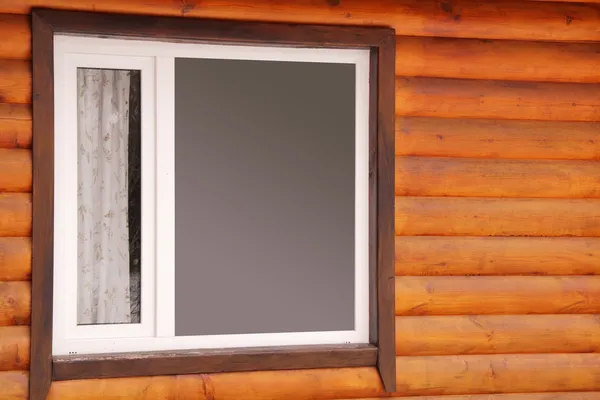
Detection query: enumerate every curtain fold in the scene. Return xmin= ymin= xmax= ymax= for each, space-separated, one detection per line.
xmin=77 ymin=69 xmax=132 ymax=325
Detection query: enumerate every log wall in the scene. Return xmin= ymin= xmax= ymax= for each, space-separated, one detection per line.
xmin=0 ymin=0 xmax=599 ymax=399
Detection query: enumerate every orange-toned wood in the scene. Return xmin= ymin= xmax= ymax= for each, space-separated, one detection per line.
xmin=395 ymin=236 xmax=600 ymax=276
xmin=0 ymin=238 xmax=31 ymax=281
xmin=0 ymin=60 xmax=30 ymax=104
xmin=396 ymin=354 xmax=600 ymax=396
xmin=396 ymin=77 xmax=600 ymax=121
xmin=0 ymin=194 xmax=31 ymax=237
xmin=0 ymin=281 xmax=30 ymax=326
xmin=0 ymin=119 xmax=32 ymax=149
xmin=0 ymin=326 xmax=29 ymax=370
xmin=396 ymin=37 xmax=600 ymax=83
xmin=396 ymin=276 xmax=600 ymax=316
xmin=395 ymin=197 xmax=600 ymax=237
xmin=0 ymin=150 xmax=31 ymax=193
xmin=0 ymin=15 xmax=30 ymax=60
xmin=396 ymin=315 xmax=600 ymax=356
xmin=0 ymin=371 xmax=28 ymax=400
xmin=0 ymin=104 xmax=31 ymax=121
xmin=3 ymin=0 xmax=600 ymax=42
xmin=395 ymin=117 xmax=600 ymax=160
xmin=344 ymin=394 xmax=600 ymax=400
xmin=396 ymin=156 xmax=600 ymax=198
xmin=48 ymin=368 xmax=384 ymax=399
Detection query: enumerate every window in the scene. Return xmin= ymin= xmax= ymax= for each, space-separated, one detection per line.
xmin=31 ymin=9 xmax=395 ymax=399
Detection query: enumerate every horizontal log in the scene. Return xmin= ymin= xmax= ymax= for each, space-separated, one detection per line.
xmin=396 ymin=77 xmax=600 ymax=121
xmin=395 ymin=156 xmax=600 ymax=198
xmin=0 ymin=326 xmax=29 ymax=370
xmin=0 ymin=60 xmax=30 ymax=104
xmin=48 ymin=367 xmax=385 ymax=399
xmin=0 ymin=281 xmax=30 ymax=326
xmin=395 ymin=117 xmax=600 ymax=160
xmin=396 ymin=276 xmax=600 ymax=316
xmin=396 ymin=353 xmax=600 ymax=396
xmin=0 ymin=193 xmax=31 ymax=237
xmin=395 ymin=197 xmax=600 ymax=237
xmin=0 ymin=104 xmax=31 ymax=121
xmin=344 ymin=394 xmax=600 ymax=400
xmin=396 ymin=37 xmax=600 ymax=83
xmin=395 ymin=236 xmax=600 ymax=276
xmin=0 ymin=119 xmax=31 ymax=149
xmin=396 ymin=315 xmax=600 ymax=356
xmin=4 ymin=0 xmax=600 ymax=42
xmin=0 ymin=371 xmax=28 ymax=400
xmin=0 ymin=15 xmax=30 ymax=60
xmin=0 ymin=150 xmax=31 ymax=192
xmin=0 ymin=238 xmax=31 ymax=281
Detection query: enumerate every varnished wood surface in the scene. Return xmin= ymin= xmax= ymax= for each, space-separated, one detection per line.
xmin=395 ymin=236 xmax=600 ymax=276
xmin=0 ymin=281 xmax=30 ymax=326
xmin=0 ymin=326 xmax=29 ymax=371
xmin=0 ymin=194 xmax=31 ymax=237
xmin=0 ymin=150 xmax=31 ymax=193
xmin=345 ymin=394 xmax=600 ymax=400
xmin=396 ymin=197 xmax=600 ymax=237
xmin=396 ymin=315 xmax=600 ymax=355
xmin=396 ymin=77 xmax=600 ymax=121
xmin=0 ymin=60 xmax=30 ymax=104
xmin=395 ymin=117 xmax=600 ymax=160
xmin=0 ymin=104 xmax=31 ymax=121
xmin=396 ymin=156 xmax=600 ymax=198
xmin=0 ymin=238 xmax=31 ymax=281
xmin=0 ymin=371 xmax=28 ymax=400
xmin=3 ymin=0 xmax=600 ymax=42
xmin=0 ymin=119 xmax=31 ymax=149
xmin=396 ymin=37 xmax=600 ymax=83
xmin=0 ymin=15 xmax=30 ymax=60
xmin=396 ymin=276 xmax=600 ymax=316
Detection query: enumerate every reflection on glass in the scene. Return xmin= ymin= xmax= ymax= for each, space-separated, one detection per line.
xmin=77 ymin=68 xmax=141 ymax=325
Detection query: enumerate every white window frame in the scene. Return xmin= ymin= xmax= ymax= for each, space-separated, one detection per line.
xmin=53 ymin=35 xmax=371 ymax=356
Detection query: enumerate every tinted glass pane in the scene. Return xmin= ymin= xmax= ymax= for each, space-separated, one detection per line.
xmin=174 ymin=58 xmax=355 ymax=336
xmin=76 ymin=68 xmax=141 ymax=325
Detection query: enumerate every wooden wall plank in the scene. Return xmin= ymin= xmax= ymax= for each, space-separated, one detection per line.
xmin=0 ymin=281 xmax=30 ymax=326
xmin=396 ymin=156 xmax=600 ymax=198
xmin=396 ymin=315 xmax=600 ymax=356
xmin=344 ymin=394 xmax=600 ymax=400
xmin=396 ymin=77 xmax=600 ymax=121
xmin=0 ymin=150 xmax=32 ymax=193
xmin=395 ymin=197 xmax=600 ymax=237
xmin=0 ymin=60 xmax=31 ymax=104
xmin=0 ymin=119 xmax=32 ymax=149
xmin=396 ymin=37 xmax=600 ymax=83
xmin=396 ymin=354 xmax=600 ymax=396
xmin=395 ymin=236 xmax=600 ymax=276
xmin=0 ymin=104 xmax=31 ymax=121
xmin=0 ymin=194 xmax=31 ymax=237
xmin=0 ymin=371 xmax=28 ymax=400
xmin=0 ymin=238 xmax=31 ymax=281
xmin=395 ymin=117 xmax=600 ymax=161
xmin=3 ymin=0 xmax=600 ymax=42
xmin=0 ymin=326 xmax=29 ymax=370
xmin=396 ymin=276 xmax=600 ymax=316
xmin=0 ymin=15 xmax=30 ymax=60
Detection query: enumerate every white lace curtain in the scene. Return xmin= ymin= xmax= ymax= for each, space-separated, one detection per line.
xmin=77 ymin=69 xmax=132 ymax=325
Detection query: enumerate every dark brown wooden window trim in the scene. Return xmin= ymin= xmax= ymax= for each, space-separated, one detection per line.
xmin=30 ymin=8 xmax=395 ymax=400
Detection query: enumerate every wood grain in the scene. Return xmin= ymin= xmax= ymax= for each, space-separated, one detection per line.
xmin=396 ymin=353 xmax=600 ymax=396
xmin=396 ymin=37 xmax=600 ymax=83
xmin=396 ymin=77 xmax=600 ymax=121
xmin=396 ymin=276 xmax=600 ymax=316
xmin=0 ymin=104 xmax=31 ymax=121
xmin=395 ymin=156 xmax=600 ymax=198
xmin=0 ymin=60 xmax=31 ymax=104
xmin=395 ymin=236 xmax=600 ymax=276
xmin=0 ymin=150 xmax=32 ymax=192
xmin=395 ymin=117 xmax=600 ymax=160
xmin=395 ymin=197 xmax=600 ymax=237
xmin=0 ymin=14 xmax=30 ymax=60
xmin=0 ymin=194 xmax=31 ymax=237
xmin=0 ymin=238 xmax=31 ymax=281
xmin=343 ymin=394 xmax=600 ymax=400
xmin=396 ymin=315 xmax=600 ymax=355
xmin=0 ymin=371 xmax=28 ymax=400
xmin=3 ymin=0 xmax=600 ymax=42
xmin=0 ymin=119 xmax=32 ymax=149
xmin=0 ymin=282 xmax=30 ymax=326
xmin=0 ymin=326 xmax=29 ymax=370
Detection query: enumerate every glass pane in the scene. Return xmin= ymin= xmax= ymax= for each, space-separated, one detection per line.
xmin=173 ymin=58 xmax=355 ymax=336
xmin=77 ymin=68 xmax=141 ymax=325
